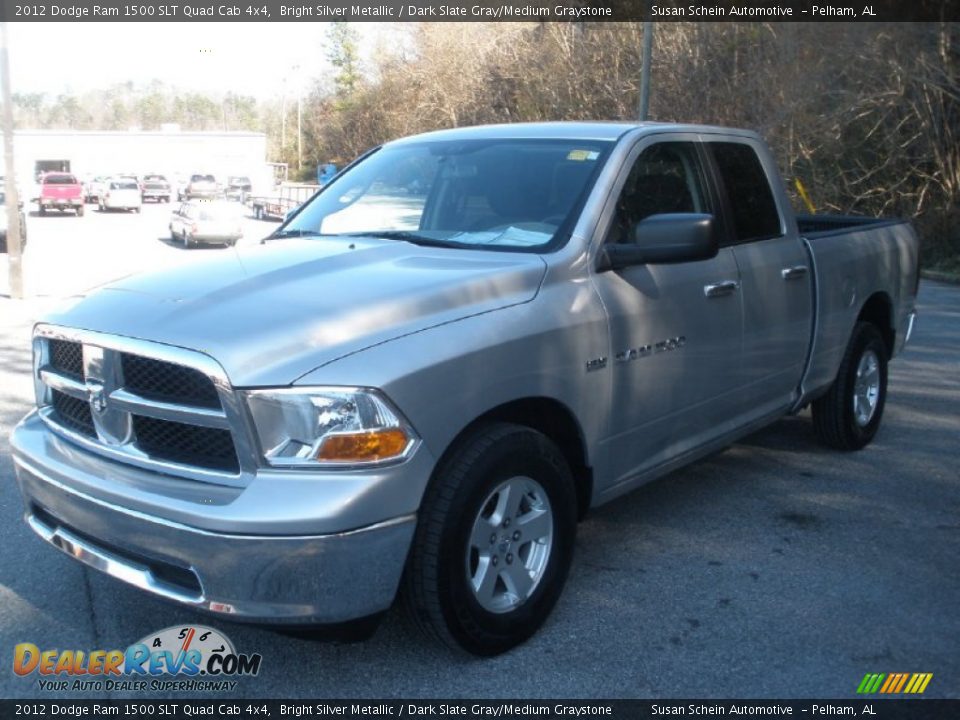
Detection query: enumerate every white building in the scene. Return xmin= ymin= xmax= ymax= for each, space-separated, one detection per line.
xmin=1 ymin=127 xmax=269 ymax=187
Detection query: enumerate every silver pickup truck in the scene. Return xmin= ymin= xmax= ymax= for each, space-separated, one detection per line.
xmin=11 ymin=123 xmax=919 ymax=655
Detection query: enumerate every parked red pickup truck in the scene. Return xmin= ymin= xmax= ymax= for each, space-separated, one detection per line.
xmin=38 ymin=173 xmax=84 ymax=216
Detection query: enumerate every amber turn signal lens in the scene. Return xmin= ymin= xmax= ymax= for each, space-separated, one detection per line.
xmin=315 ymin=428 xmax=410 ymax=463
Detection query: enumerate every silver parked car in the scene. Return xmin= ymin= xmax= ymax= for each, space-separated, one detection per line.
xmin=169 ymin=200 xmax=243 ymax=247
xmin=11 ymin=123 xmax=919 ymax=655
xmin=183 ymin=173 xmax=219 ymax=200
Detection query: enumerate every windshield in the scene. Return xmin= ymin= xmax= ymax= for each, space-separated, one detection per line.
xmin=191 ymin=175 xmax=215 ymax=183
xmin=282 ymin=138 xmax=611 ymax=251
xmin=111 ymin=182 xmax=138 ymax=190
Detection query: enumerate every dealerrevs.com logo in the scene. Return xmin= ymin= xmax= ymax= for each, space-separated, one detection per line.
xmin=13 ymin=625 xmax=262 ymax=693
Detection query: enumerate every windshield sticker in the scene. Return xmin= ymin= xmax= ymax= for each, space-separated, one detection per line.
xmin=567 ymin=150 xmax=600 ymax=161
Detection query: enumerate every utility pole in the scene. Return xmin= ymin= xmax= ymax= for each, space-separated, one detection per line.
xmin=1 ymin=22 xmax=24 ymax=299
xmin=281 ymin=91 xmax=287 ymax=152
xmin=639 ymin=21 xmax=654 ymax=121
xmin=294 ymin=65 xmax=302 ymax=172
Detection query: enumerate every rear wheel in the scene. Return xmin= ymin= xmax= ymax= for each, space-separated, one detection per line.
xmin=812 ymin=322 xmax=888 ymax=450
xmin=403 ymin=423 xmax=577 ymax=656
xmin=76 ymin=206 xmax=84 ymax=217
xmin=39 ymin=205 xmax=46 ymax=216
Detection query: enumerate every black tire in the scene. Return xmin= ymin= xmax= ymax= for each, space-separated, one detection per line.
xmin=39 ymin=206 xmax=46 ymax=216
xmin=403 ymin=422 xmax=577 ymax=656
xmin=76 ymin=205 xmax=84 ymax=217
xmin=812 ymin=322 xmax=888 ymax=451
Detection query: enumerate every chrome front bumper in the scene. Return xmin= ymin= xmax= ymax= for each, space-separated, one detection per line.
xmin=11 ymin=415 xmax=420 ymax=624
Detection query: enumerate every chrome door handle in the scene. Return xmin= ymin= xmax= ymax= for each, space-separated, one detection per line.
xmin=781 ymin=265 xmax=809 ymax=280
xmin=703 ymin=280 xmax=740 ymax=298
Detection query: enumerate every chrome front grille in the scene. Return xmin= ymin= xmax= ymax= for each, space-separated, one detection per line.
xmin=49 ymin=339 xmax=84 ymax=379
xmin=51 ymin=389 xmax=96 ymax=437
xmin=133 ymin=415 xmax=239 ymax=472
xmin=121 ymin=354 xmax=221 ymax=409
xmin=33 ymin=326 xmax=252 ymax=485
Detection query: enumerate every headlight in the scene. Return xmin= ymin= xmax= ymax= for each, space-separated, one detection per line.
xmin=243 ymin=387 xmax=418 ymax=468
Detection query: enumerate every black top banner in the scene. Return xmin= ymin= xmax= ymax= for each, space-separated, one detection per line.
xmin=1 ymin=700 xmax=958 ymax=720
xmin=1 ymin=0 xmax=958 ymax=22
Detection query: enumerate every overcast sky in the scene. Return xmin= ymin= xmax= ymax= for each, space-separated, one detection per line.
xmin=7 ymin=23 xmax=392 ymax=99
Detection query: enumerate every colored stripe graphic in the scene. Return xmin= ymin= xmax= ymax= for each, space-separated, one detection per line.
xmin=857 ymin=672 xmax=932 ymax=694
xmin=893 ymin=673 xmax=910 ymax=693
xmin=905 ymin=673 xmax=934 ymax=694
xmin=856 ymin=673 xmax=886 ymax=694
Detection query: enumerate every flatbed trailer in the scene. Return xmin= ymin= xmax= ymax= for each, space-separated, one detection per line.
xmin=247 ymin=183 xmax=319 ymax=220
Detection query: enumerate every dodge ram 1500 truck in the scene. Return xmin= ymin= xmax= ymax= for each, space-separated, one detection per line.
xmin=11 ymin=123 xmax=919 ymax=655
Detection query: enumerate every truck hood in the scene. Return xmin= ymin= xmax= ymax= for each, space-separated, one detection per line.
xmin=43 ymin=238 xmax=547 ymax=386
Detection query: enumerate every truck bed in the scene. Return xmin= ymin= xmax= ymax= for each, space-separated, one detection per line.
xmin=799 ymin=214 xmax=919 ymax=403
xmin=797 ymin=213 xmax=906 ymax=237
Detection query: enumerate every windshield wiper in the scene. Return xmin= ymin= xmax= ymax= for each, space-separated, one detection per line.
xmin=342 ymin=230 xmax=467 ymax=249
xmin=262 ymin=228 xmax=327 ymax=242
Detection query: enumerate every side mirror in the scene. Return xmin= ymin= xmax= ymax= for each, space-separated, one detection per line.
xmin=598 ymin=213 xmax=718 ymax=272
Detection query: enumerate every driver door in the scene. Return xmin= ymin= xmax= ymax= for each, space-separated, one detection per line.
xmin=592 ymin=136 xmax=745 ymax=486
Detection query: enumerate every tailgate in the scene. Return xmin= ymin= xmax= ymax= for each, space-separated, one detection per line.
xmin=42 ymin=185 xmax=82 ymax=200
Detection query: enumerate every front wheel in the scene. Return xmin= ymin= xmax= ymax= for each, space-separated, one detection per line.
xmin=812 ymin=322 xmax=888 ymax=450
xmin=403 ymin=423 xmax=577 ymax=656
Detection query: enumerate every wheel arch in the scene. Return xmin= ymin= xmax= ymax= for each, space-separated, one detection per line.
xmin=433 ymin=397 xmax=593 ymax=521
xmin=857 ymin=291 xmax=895 ymax=358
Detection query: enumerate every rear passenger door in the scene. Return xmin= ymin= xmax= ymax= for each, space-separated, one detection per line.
xmin=705 ymin=138 xmax=813 ymax=416
xmin=592 ymin=136 xmax=744 ymax=485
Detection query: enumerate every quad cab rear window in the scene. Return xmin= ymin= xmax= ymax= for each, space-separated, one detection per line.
xmin=708 ymin=142 xmax=783 ymax=243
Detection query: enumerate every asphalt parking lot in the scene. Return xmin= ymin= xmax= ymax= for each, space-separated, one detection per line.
xmin=0 ymin=201 xmax=278 ymax=298
xmin=0 ymin=207 xmax=957 ymax=699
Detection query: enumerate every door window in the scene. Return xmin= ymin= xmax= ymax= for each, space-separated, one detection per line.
xmin=608 ymin=142 xmax=709 ymax=245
